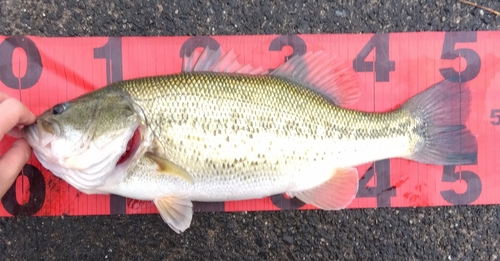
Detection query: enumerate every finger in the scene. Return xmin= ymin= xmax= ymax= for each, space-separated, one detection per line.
xmin=0 ymin=139 xmax=32 ymax=198
xmin=7 ymin=125 xmax=24 ymax=139
xmin=0 ymin=92 xmax=10 ymax=102
xmin=0 ymin=97 xmax=36 ymax=136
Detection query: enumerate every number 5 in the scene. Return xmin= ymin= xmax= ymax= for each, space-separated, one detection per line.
xmin=490 ymin=109 xmax=500 ymax=125
xmin=441 ymin=165 xmax=481 ymax=205
xmin=439 ymin=32 xmax=481 ymax=83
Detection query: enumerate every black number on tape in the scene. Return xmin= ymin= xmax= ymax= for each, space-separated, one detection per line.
xmin=356 ymin=159 xmax=395 ymax=207
xmin=270 ymin=194 xmax=306 ymax=210
xmin=0 ymin=36 xmax=42 ymax=89
xmin=490 ymin=109 xmax=500 ymax=125
xmin=440 ymin=32 xmax=481 ymax=83
xmin=180 ymin=36 xmax=221 ymax=69
xmin=192 ymin=201 xmax=225 ymax=212
xmin=353 ymin=34 xmax=395 ymax=82
xmin=268 ymin=35 xmax=307 ymax=73
xmin=441 ymin=165 xmax=482 ymax=205
xmin=94 ymin=37 xmax=123 ymax=84
xmin=1 ymin=164 xmax=45 ymax=216
xmin=94 ymin=37 xmax=126 ymax=215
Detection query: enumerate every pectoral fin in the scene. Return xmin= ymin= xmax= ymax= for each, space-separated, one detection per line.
xmin=154 ymin=196 xmax=193 ymax=233
xmin=146 ymin=152 xmax=194 ymax=183
xmin=287 ymin=167 xmax=359 ymax=210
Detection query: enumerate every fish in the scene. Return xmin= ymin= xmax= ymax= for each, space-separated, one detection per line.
xmin=23 ymin=47 xmax=477 ymax=233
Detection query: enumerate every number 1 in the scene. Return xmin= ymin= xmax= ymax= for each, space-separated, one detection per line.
xmin=94 ymin=38 xmax=125 ymax=214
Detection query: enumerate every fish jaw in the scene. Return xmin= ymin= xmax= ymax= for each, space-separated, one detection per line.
xmin=24 ymin=123 xmax=61 ymax=170
xmin=23 ymin=120 xmax=142 ymax=193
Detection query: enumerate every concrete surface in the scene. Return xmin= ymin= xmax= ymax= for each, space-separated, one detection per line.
xmin=1 ymin=0 xmax=500 ymax=260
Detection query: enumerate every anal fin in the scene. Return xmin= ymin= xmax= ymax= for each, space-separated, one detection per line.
xmin=154 ymin=196 xmax=193 ymax=233
xmin=288 ymin=167 xmax=359 ymax=210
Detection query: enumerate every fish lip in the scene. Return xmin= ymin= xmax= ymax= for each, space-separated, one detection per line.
xmin=39 ymin=118 xmax=61 ymax=137
xmin=32 ymin=118 xmax=61 ymax=147
xmin=22 ymin=123 xmax=38 ymax=145
xmin=22 ymin=119 xmax=60 ymax=148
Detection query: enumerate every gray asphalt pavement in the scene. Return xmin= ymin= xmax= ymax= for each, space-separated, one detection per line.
xmin=1 ymin=0 xmax=500 ymax=260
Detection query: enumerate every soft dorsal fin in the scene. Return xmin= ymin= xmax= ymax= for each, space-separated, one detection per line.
xmin=182 ymin=47 xmax=361 ymax=106
xmin=270 ymin=52 xmax=362 ymax=106
xmin=182 ymin=47 xmax=265 ymax=75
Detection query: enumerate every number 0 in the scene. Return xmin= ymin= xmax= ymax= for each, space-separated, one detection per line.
xmin=0 ymin=36 xmax=42 ymax=89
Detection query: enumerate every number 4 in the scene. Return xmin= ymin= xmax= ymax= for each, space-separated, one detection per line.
xmin=356 ymin=159 xmax=395 ymax=207
xmin=353 ymin=34 xmax=395 ymax=82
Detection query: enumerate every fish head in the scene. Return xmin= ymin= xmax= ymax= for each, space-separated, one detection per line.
xmin=23 ymin=90 xmax=144 ymax=193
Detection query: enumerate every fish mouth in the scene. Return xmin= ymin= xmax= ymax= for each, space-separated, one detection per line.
xmin=39 ymin=118 xmax=60 ymax=136
xmin=23 ymin=123 xmax=45 ymax=147
xmin=23 ymin=118 xmax=60 ymax=148
xmin=22 ymin=125 xmax=37 ymax=154
xmin=116 ymin=127 xmax=141 ymax=166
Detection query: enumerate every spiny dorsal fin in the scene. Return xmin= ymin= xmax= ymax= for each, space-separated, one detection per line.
xmin=182 ymin=47 xmax=361 ymax=106
xmin=270 ymin=52 xmax=362 ymax=106
xmin=182 ymin=47 xmax=265 ymax=75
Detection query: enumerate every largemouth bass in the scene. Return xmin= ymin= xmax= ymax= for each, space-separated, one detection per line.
xmin=23 ymin=48 xmax=477 ymax=233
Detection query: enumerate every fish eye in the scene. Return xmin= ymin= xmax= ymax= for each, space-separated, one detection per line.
xmin=53 ymin=103 xmax=68 ymax=115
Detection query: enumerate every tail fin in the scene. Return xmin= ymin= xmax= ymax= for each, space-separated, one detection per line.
xmin=402 ymin=80 xmax=477 ymax=165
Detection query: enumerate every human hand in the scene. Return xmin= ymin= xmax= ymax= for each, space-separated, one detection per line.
xmin=0 ymin=92 xmax=36 ymax=199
